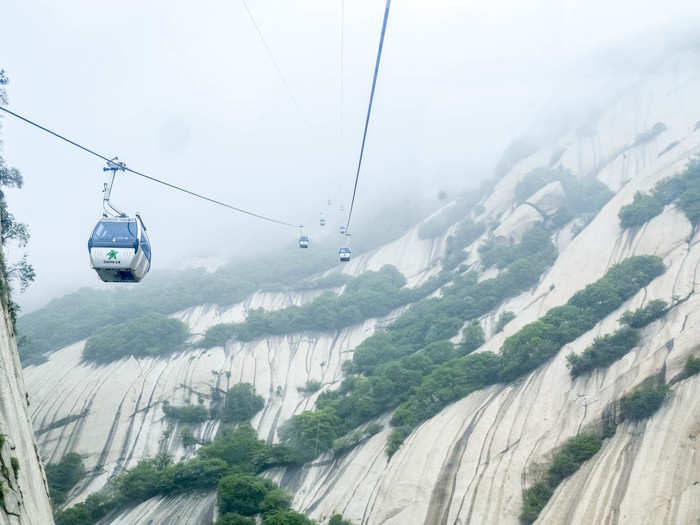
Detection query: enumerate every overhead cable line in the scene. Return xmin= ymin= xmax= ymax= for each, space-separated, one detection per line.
xmin=0 ymin=105 xmax=303 ymax=228
xmin=339 ymin=0 xmax=345 ymax=134
xmin=240 ymin=0 xmax=309 ymax=127
xmin=345 ymin=0 xmax=392 ymax=232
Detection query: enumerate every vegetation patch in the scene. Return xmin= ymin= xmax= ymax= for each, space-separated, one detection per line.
xmin=181 ymin=426 xmax=196 ymax=448
xmin=459 ymin=321 xmax=485 ymax=354
xmin=567 ymin=328 xmax=639 ymax=378
xmin=202 ymin=265 xmax=449 ymax=347
xmin=55 ymin=424 xmax=299 ymax=525
xmin=520 ymin=432 xmax=602 ymax=523
xmin=618 ymin=157 xmax=700 ymax=229
xmin=332 ymin=423 xmax=383 ymax=455
xmin=658 ymin=140 xmax=680 ymax=157
xmin=494 ymin=311 xmax=515 ymax=333
xmin=45 ymin=453 xmax=85 ymax=507
xmin=681 ymin=355 xmax=700 ymax=379
xmin=619 ymin=300 xmax=667 ymax=328
xmin=441 ymin=219 xmax=485 ymax=271
xmin=620 ymin=381 xmax=670 ymax=421
xmin=479 ymin=226 xmax=556 ymax=269
xmin=619 ymin=192 xmax=665 ymax=229
xmin=162 ymin=402 xmax=209 ymax=424
xmin=513 ymin=167 xmax=613 ymax=224
xmin=82 ymin=312 xmax=189 ymax=363
xmin=632 ymin=122 xmax=667 ymax=147
xmin=221 ymin=383 xmax=265 ymax=423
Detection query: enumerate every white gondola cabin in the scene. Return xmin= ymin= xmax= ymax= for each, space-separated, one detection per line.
xmin=88 ymin=215 xmax=151 ymax=282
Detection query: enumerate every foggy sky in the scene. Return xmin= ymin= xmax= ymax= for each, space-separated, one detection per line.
xmin=1 ymin=0 xmax=700 ymax=312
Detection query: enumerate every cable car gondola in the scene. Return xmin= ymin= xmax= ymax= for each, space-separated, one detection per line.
xmin=89 ymin=215 xmax=151 ymax=282
xmin=88 ymin=160 xmax=152 ymax=283
xmin=340 ymin=225 xmax=346 ymax=234
xmin=299 ymin=235 xmax=309 ymax=248
xmin=339 ymin=247 xmax=351 ymax=262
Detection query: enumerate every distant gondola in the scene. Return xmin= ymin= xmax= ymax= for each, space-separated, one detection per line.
xmin=339 ymin=247 xmax=351 ymax=262
xmin=299 ymin=235 xmax=310 ymax=248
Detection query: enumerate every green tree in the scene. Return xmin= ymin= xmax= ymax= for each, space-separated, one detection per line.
xmin=618 ymin=191 xmax=664 ymax=229
xmin=460 ymin=321 xmax=484 ymax=354
xmin=494 ymin=311 xmax=515 ymax=333
xmin=621 ymin=382 xmax=669 ymax=421
xmin=259 ymin=488 xmax=292 ymax=515
xmin=217 ymin=474 xmax=274 ymax=516
xmin=619 ymin=300 xmax=667 ymax=328
xmin=222 ymin=383 xmax=265 ymax=423
xmin=0 ymin=70 xmax=34 ymax=324
xmin=683 ymin=356 xmax=700 ymax=378
xmin=45 ymin=453 xmax=85 ymax=506
xmin=278 ymin=409 xmax=340 ymax=463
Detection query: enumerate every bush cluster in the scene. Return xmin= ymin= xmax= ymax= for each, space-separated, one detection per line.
xmin=513 ymin=167 xmax=613 ymax=222
xmin=55 ymin=424 xmax=298 ymax=525
xmin=618 ymin=157 xmax=700 ymax=229
xmin=222 ymin=383 xmax=265 ymax=423
xmin=162 ymin=383 xmax=265 ymax=448
xmin=162 ymin=402 xmax=209 ymax=424
xmin=566 ymin=300 xmax=667 ymax=378
xmin=202 ymin=265 xmax=449 ymax=348
xmin=460 ymin=321 xmax=485 ymax=354
xmin=619 ymin=299 xmax=667 ymax=328
xmin=619 ymin=192 xmax=665 ymax=228
xmin=494 ymin=311 xmax=515 ymax=333
xmin=683 ymin=356 xmax=700 ymax=378
xmin=331 ymin=423 xmax=383 ymax=455
xmin=620 ymin=382 xmax=670 ymax=421
xmin=567 ymin=328 xmax=639 ymax=378
xmin=520 ymin=433 xmax=603 ymax=523
xmin=82 ymin=312 xmax=189 ymax=364
xmin=479 ymin=226 xmax=556 ymax=269
xmin=442 ymin=219 xmax=485 ymax=271
xmin=45 ymin=453 xmax=85 ymax=506
xmin=632 ymin=122 xmax=667 ymax=147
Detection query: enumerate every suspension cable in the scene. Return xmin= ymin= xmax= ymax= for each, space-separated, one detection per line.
xmin=240 ymin=0 xmax=309 ymax=127
xmin=0 ymin=105 xmax=303 ymax=228
xmin=339 ymin=0 xmax=345 ymax=137
xmin=345 ymin=0 xmax=392 ymax=232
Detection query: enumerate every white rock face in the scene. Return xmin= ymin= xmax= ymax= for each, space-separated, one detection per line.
xmin=0 ymin=284 xmax=54 ymax=524
xmin=22 ymin=48 xmax=700 ymax=524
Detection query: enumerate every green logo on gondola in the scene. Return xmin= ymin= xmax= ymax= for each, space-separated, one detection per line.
xmin=107 ymin=250 xmax=118 ymax=260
